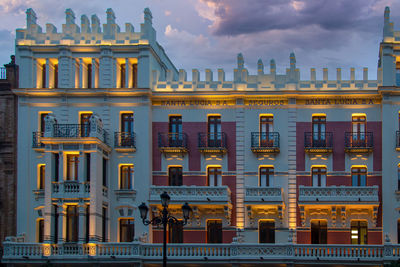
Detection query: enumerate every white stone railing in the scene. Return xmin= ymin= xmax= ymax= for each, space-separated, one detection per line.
xmin=51 ymin=182 xmax=90 ymax=198
xmin=4 ymin=242 xmax=400 ymax=263
xmin=298 ymin=186 xmax=379 ymax=202
xmin=150 ymin=186 xmax=231 ymax=204
xmin=245 ymin=187 xmax=283 ymax=203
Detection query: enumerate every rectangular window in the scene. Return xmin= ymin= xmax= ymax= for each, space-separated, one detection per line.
xmin=352 ymin=167 xmax=367 ymax=186
xmin=207 ymin=220 xmax=222 ymax=243
xmin=207 ymin=167 xmax=221 ymax=186
xmin=102 ymin=207 xmax=107 ymax=242
xmin=54 ymin=153 xmax=59 ymax=182
xmin=85 ymin=205 xmax=90 ymax=243
xmin=40 ymin=113 xmax=49 ymax=133
xmin=120 ymin=64 xmax=126 ymax=88
xmin=352 ymin=115 xmax=366 ymax=146
xmin=120 ymin=165 xmax=133 ymax=189
xmin=259 ymin=220 xmax=275 ymax=243
xmin=41 ymin=63 xmax=46 ymax=88
xmin=260 ymin=115 xmax=273 ymax=147
xmin=53 ymin=205 xmax=58 ymax=243
xmin=66 ymin=155 xmax=79 ymax=181
xmin=168 ymin=222 xmax=183 ymax=243
xmin=121 ymin=113 xmax=134 ymax=133
xmin=37 ymin=219 xmax=44 ymax=243
xmin=87 ymin=64 xmax=92 ymax=89
xmin=169 ymin=116 xmax=183 ymax=147
xmin=259 ymin=167 xmax=274 ymax=187
xmin=80 ymin=113 xmax=92 ymax=137
xmin=120 ymin=219 xmax=135 ymax=242
xmin=131 ymin=64 xmax=137 ymax=88
xmin=312 ymin=115 xmax=326 ymax=147
xmin=85 ymin=153 xmax=91 ymax=182
xmin=351 ymin=220 xmax=368 ymax=244
xmin=103 ymin=158 xmax=107 ymax=187
xmin=311 ymin=220 xmax=327 ymax=244
xmin=208 ymin=116 xmax=221 ymax=147
xmin=54 ymin=64 xmax=58 ymax=88
xmin=312 ymin=167 xmax=326 ymax=187
xmin=66 ymin=206 xmax=78 ymax=243
xmin=38 ymin=164 xmax=45 ymax=189
xmin=169 ymin=167 xmax=182 ymax=186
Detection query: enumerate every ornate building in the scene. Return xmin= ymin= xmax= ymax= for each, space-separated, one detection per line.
xmin=3 ymin=6 xmax=400 ymax=266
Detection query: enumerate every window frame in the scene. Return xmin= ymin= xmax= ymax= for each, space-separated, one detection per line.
xmin=207 ymin=219 xmax=222 ymax=243
xmin=119 ymin=164 xmax=133 ymax=189
xmin=351 ymin=220 xmax=368 ymax=245
xmin=312 ymin=166 xmax=327 ymax=187
xmin=119 ymin=218 xmax=135 ymax=242
xmin=351 ymin=166 xmax=367 ymax=186
xmin=259 ymin=166 xmax=274 ymax=187
xmin=168 ymin=166 xmax=183 ymax=186
xmin=311 ymin=219 xmax=327 ymax=244
xmin=259 ymin=220 xmax=275 ymax=243
xmin=207 ymin=166 xmax=222 ymax=186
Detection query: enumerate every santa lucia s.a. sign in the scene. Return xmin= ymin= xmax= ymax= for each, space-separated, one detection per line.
xmin=297 ymin=97 xmax=381 ymax=105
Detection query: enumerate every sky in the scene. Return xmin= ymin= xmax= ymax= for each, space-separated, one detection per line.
xmin=0 ymin=0 xmax=399 ymax=80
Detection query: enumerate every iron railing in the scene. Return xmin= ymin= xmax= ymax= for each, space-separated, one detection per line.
xmin=251 ymin=132 xmax=280 ymax=149
xmin=304 ymin=132 xmax=333 ymax=149
xmin=198 ymin=132 xmax=227 ymax=149
xmin=114 ymin=132 xmax=136 ymax=148
xmin=53 ymin=124 xmax=89 ymax=138
xmin=32 ymin=132 xmax=44 ymax=148
xmin=0 ymin=67 xmax=6 ymax=79
xmin=158 ymin=132 xmax=188 ymax=148
xmin=344 ymin=132 xmax=373 ymax=149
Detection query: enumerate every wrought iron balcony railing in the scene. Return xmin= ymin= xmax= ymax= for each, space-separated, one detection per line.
xmin=344 ymin=132 xmax=373 ymax=152
xmin=32 ymin=132 xmax=44 ymax=148
xmin=251 ymin=132 xmax=280 ymax=153
xmin=198 ymin=132 xmax=227 ymax=153
xmin=158 ymin=132 xmax=188 ymax=153
xmin=114 ymin=132 xmax=136 ymax=149
xmin=304 ymin=132 xmax=333 ymax=152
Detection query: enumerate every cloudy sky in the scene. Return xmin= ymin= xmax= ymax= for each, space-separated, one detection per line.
xmin=0 ymin=0 xmax=399 ymax=80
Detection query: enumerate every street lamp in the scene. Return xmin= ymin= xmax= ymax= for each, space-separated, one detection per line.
xmin=139 ymin=192 xmax=191 ymax=267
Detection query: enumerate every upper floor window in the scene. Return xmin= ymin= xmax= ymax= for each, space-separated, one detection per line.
xmin=168 ymin=221 xmax=183 ymax=243
xmin=131 ymin=64 xmax=137 ymax=88
xmin=312 ymin=166 xmax=326 ymax=187
xmin=102 ymin=158 xmax=108 ymax=187
xmin=312 ymin=115 xmax=326 ymax=144
xmin=352 ymin=114 xmax=366 ymax=141
xmin=87 ymin=63 xmax=92 ymax=89
xmin=208 ymin=116 xmax=221 ymax=147
xmin=120 ymin=165 xmax=133 ymax=189
xmin=259 ymin=166 xmax=274 ymax=187
xmin=311 ymin=220 xmax=327 ymax=244
xmin=66 ymin=154 xmax=79 ymax=181
xmin=259 ymin=220 xmax=275 ymax=243
xmin=207 ymin=166 xmax=221 ymax=186
xmin=41 ymin=63 xmax=46 ymax=88
xmin=38 ymin=164 xmax=45 ymax=190
xmin=207 ymin=220 xmax=222 ymax=243
xmin=80 ymin=113 xmax=92 ymax=137
xmin=169 ymin=116 xmax=182 ymax=146
xmin=37 ymin=59 xmax=58 ymax=88
xmin=39 ymin=112 xmax=49 ymax=133
xmin=169 ymin=166 xmax=182 ymax=186
xmin=54 ymin=64 xmax=58 ymax=88
xmin=37 ymin=219 xmax=44 ymax=243
xmin=120 ymin=219 xmax=134 ymax=242
xmin=66 ymin=206 xmax=78 ymax=243
xmin=351 ymin=166 xmax=367 ymax=186
xmin=121 ymin=113 xmax=134 ymax=133
xmin=120 ymin=63 xmax=126 ymax=88
xmin=351 ymin=220 xmax=367 ymax=244
xmin=260 ymin=115 xmax=273 ymax=146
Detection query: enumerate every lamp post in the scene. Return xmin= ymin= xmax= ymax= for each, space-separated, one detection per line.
xmin=139 ymin=192 xmax=191 ymax=267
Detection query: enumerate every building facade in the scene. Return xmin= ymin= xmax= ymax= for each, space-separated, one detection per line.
xmin=3 ymin=6 xmax=400 ymax=266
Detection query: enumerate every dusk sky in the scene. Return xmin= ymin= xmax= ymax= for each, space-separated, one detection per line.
xmin=0 ymin=0 xmax=399 ymax=80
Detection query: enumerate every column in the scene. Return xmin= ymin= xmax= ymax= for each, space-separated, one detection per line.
xmin=58 ymin=205 xmax=66 ymax=243
xmin=43 ymin=152 xmax=53 ymax=243
xmin=45 ymin=58 xmax=50 ymax=88
xmin=89 ymin=151 xmax=103 ymax=241
xmin=99 ymin=47 xmax=112 ymax=88
xmin=58 ymin=152 xmax=64 ymax=182
xmin=78 ymin=151 xmax=85 ymax=183
xmin=287 ymin=98 xmax=297 ymax=242
xmin=92 ymin=58 xmax=98 ymax=88
xmin=235 ymin=99 xmax=245 ymax=229
xmin=79 ymin=58 xmax=84 ymax=88
xmin=125 ymin=58 xmax=131 ymax=88
xmin=137 ymin=52 xmax=149 ymax=88
xmin=78 ymin=203 xmax=85 ymax=243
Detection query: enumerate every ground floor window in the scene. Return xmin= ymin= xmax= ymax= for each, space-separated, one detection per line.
xmin=207 ymin=220 xmax=222 ymax=243
xmin=66 ymin=206 xmax=78 ymax=242
xmin=168 ymin=221 xmax=183 ymax=243
xmin=120 ymin=219 xmax=134 ymax=242
xmin=259 ymin=220 xmax=275 ymax=243
xmin=311 ymin=220 xmax=327 ymax=244
xmin=351 ymin=220 xmax=367 ymax=244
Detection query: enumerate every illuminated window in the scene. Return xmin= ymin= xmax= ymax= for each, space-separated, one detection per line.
xmin=207 ymin=167 xmax=221 ymax=186
xmin=208 ymin=116 xmax=221 ymax=147
xmin=259 ymin=166 xmax=274 ymax=187
xmin=311 ymin=220 xmax=327 ymax=244
xmin=169 ymin=116 xmax=182 ymax=147
xmin=37 ymin=219 xmax=44 ymax=243
xmin=259 ymin=220 xmax=275 ymax=243
xmin=351 ymin=220 xmax=367 ymax=244
xmin=38 ymin=164 xmax=45 ymax=190
xmin=169 ymin=167 xmax=182 ymax=186
xmin=66 ymin=155 xmax=79 ymax=181
xmin=39 ymin=113 xmax=49 ymax=133
xmin=80 ymin=113 xmax=92 ymax=137
xmin=120 ymin=219 xmax=134 ymax=242
xmin=120 ymin=165 xmax=133 ymax=189
xmin=351 ymin=167 xmax=367 ymax=186
xmin=168 ymin=221 xmax=183 ymax=243
xmin=207 ymin=220 xmax=222 ymax=243
xmin=312 ymin=115 xmax=326 ymax=146
xmin=352 ymin=115 xmax=366 ymax=143
xmin=260 ymin=115 xmax=273 ymax=147
xmin=312 ymin=167 xmax=326 ymax=187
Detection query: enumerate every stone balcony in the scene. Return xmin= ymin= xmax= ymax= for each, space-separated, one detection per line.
xmin=149 ymin=185 xmax=231 ymax=205
xmin=298 ymin=186 xmax=379 ymax=203
xmin=3 ymin=242 xmax=398 ymax=265
xmin=51 ymin=181 xmax=90 ymax=198
xmin=244 ymin=187 xmax=283 ymax=204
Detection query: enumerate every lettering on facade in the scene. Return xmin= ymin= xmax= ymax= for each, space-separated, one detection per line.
xmin=245 ymin=100 xmax=286 ymax=106
xmin=302 ymin=98 xmax=380 ymax=105
xmin=153 ymin=99 xmax=234 ymax=106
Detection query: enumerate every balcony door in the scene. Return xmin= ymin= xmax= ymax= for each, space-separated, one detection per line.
xmin=312 ymin=115 xmax=326 ymax=147
xmin=351 ymin=220 xmax=367 ymax=244
xmin=121 ymin=113 xmax=134 ymax=146
xmin=260 ymin=115 xmax=273 ymax=147
xmin=208 ymin=116 xmax=221 ymax=147
xmin=259 ymin=220 xmax=275 ymax=243
xmin=169 ymin=167 xmax=182 ymax=186
xmin=66 ymin=206 xmax=78 ymax=243
xmin=207 ymin=220 xmax=222 ymax=243
xmin=311 ymin=220 xmax=327 ymax=244
xmin=168 ymin=222 xmax=183 ymax=243
xmin=351 ymin=167 xmax=366 ymax=186
xmin=259 ymin=166 xmax=274 ymax=187
xmin=80 ymin=113 xmax=92 ymax=137
xmin=352 ymin=115 xmax=366 ymax=146
xmin=207 ymin=167 xmax=221 ymax=186
xmin=169 ymin=116 xmax=182 ymax=147
xmin=312 ymin=167 xmax=326 ymax=187
xmin=66 ymin=154 xmax=79 ymax=181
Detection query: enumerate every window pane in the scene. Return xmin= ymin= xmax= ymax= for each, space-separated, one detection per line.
xmin=259 ymin=221 xmax=275 ymax=243
xmin=207 ymin=220 xmax=222 ymax=243
xmin=169 ymin=167 xmax=182 ymax=186
xmin=120 ymin=219 xmax=134 ymax=242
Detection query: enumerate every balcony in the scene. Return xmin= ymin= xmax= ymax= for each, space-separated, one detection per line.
xmin=158 ymin=132 xmax=188 ymax=154
xmin=244 ymin=187 xmax=283 ymax=204
xmin=198 ymin=132 xmax=227 ymax=154
xmin=150 ymin=186 xmax=231 ymax=205
xmin=3 ymin=242 xmax=395 ymax=264
xmin=32 ymin=132 xmax=44 ymax=151
xmin=51 ymin=181 xmax=90 ymax=198
xmin=114 ymin=132 xmax=136 ymax=152
xmin=251 ymin=132 xmax=280 ymax=154
xmin=304 ymin=132 xmax=333 ymax=153
xmin=344 ymin=132 xmax=373 ymax=153
xmin=298 ymin=186 xmax=379 ymax=204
